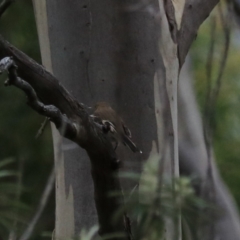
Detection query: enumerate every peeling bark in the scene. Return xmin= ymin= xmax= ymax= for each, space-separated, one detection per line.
xmin=0 ymin=0 xmax=223 ymax=238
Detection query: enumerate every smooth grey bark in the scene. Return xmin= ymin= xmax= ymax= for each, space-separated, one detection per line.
xmin=178 ymin=0 xmax=219 ymax=67
xmin=178 ymin=58 xmax=240 ymax=240
xmin=31 ymin=0 xmax=221 ymax=239
xmin=34 ymin=0 xmax=160 ymax=238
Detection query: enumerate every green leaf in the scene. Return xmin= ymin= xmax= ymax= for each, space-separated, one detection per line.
xmin=0 ymin=170 xmax=18 ymax=178
xmin=0 ymin=158 xmax=15 ymax=169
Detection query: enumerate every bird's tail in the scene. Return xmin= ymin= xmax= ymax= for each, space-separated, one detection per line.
xmin=122 ymin=135 xmax=142 ymax=153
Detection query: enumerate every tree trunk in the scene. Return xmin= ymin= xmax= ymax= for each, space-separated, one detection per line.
xmin=7 ymin=0 xmax=222 ymax=239
xmin=32 ymin=0 xmax=162 ymax=238
xmin=179 ymin=57 xmax=240 ymax=240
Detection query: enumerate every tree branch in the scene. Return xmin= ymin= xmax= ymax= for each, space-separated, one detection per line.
xmin=178 ymin=0 xmax=219 ymax=67
xmin=0 ymin=36 xmax=129 ymax=238
xmin=0 ymin=35 xmax=80 ymax=117
xmin=0 ymin=57 xmax=77 ymax=139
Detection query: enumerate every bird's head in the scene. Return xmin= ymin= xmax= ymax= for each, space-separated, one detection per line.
xmin=94 ymin=101 xmax=111 ymax=110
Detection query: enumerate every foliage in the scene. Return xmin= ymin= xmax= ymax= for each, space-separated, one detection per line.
xmin=0 ymin=1 xmax=54 ymax=239
xmin=0 ymin=0 xmax=239 ymax=239
xmin=114 ymin=155 xmax=211 ymax=240
xmin=63 ymin=154 xmax=210 ymax=240
xmin=0 ymin=158 xmax=29 ymax=238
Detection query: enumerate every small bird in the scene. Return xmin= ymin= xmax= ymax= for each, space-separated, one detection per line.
xmin=93 ymin=102 xmax=142 ymax=153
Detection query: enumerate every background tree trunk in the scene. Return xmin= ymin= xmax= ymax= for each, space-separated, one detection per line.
xmin=179 ymin=57 xmax=240 ymax=240
xmin=33 ymin=0 xmax=162 ymax=238
xmin=30 ymin=0 xmax=234 ymax=239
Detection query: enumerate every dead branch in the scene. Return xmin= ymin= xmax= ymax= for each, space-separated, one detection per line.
xmin=35 ymin=117 xmax=49 ymax=139
xmin=0 ymin=37 xmax=129 ymax=238
xmin=0 ymin=57 xmax=77 ymax=139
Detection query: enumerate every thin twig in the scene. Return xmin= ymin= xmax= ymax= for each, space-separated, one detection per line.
xmin=19 ymin=167 xmax=55 ymax=240
xmin=203 ymin=16 xmax=216 ymax=156
xmin=8 ymin=157 xmax=25 ymax=240
xmin=212 ymin=2 xmax=231 ymax=103
xmin=35 ymin=117 xmax=49 ymax=139
xmin=0 ymin=0 xmax=14 ymax=18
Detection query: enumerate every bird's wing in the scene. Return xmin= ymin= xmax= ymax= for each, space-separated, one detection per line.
xmin=90 ymin=115 xmax=116 ymax=133
xmin=122 ymin=122 xmax=132 ymax=138
xmin=89 ymin=114 xmax=102 ymax=124
xmin=102 ymin=120 xmax=117 ymax=133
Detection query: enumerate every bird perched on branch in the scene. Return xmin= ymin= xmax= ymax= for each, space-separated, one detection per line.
xmin=93 ymin=102 xmax=142 ymax=153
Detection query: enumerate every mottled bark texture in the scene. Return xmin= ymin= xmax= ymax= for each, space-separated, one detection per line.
xmin=0 ymin=0 xmax=222 ymax=239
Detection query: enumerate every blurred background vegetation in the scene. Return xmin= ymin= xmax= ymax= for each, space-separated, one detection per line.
xmin=0 ymin=0 xmax=54 ymax=239
xmin=0 ymin=0 xmax=239 ymax=239
xmin=191 ymin=6 xmax=240 ymax=207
